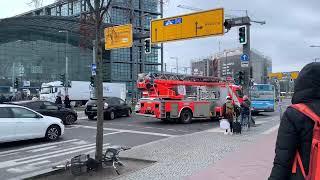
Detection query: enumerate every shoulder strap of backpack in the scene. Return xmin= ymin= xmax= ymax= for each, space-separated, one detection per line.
xmin=290 ymin=103 xmax=320 ymax=178
xmin=291 ymin=103 xmax=320 ymax=123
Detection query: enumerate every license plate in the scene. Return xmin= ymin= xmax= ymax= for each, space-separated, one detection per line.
xmin=92 ymin=107 xmax=97 ymax=110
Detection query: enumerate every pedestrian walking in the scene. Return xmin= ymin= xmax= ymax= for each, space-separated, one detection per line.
xmin=64 ymin=95 xmax=71 ymax=108
xmin=240 ymin=95 xmax=250 ymax=126
xmin=222 ymin=96 xmax=235 ymax=135
xmin=55 ymin=95 xmax=62 ymax=105
xmin=269 ymin=62 xmax=320 ymax=180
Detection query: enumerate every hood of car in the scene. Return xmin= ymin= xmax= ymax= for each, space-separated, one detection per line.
xmin=44 ymin=116 xmax=63 ymax=123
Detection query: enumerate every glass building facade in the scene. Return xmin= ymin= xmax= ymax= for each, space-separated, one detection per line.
xmin=0 ymin=0 xmax=163 ymax=99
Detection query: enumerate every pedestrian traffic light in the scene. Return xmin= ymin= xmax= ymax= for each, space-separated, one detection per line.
xmin=90 ymin=75 xmax=95 ymax=87
xmin=238 ymin=71 xmax=245 ymax=85
xmin=144 ymin=38 xmax=151 ymax=54
xmin=239 ymin=26 xmax=247 ymax=44
xmin=60 ymin=74 xmax=66 ymax=86
xmin=14 ymin=78 xmax=19 ymax=88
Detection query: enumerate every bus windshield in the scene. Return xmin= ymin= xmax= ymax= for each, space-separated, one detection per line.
xmin=251 ymin=84 xmax=275 ymax=101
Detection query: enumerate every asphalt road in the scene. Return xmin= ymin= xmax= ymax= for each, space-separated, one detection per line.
xmin=0 ymin=103 xmax=287 ymax=180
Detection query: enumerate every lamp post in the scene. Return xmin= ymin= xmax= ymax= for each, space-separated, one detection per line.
xmin=58 ymin=30 xmax=69 ymax=96
xmin=170 ymin=57 xmax=179 ymax=74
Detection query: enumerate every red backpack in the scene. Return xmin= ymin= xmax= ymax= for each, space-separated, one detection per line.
xmin=291 ymin=103 xmax=320 ymax=180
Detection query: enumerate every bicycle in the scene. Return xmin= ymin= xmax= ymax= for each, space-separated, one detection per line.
xmin=53 ymin=146 xmax=131 ymax=176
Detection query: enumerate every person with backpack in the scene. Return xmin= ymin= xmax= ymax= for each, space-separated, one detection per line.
xmin=240 ymin=95 xmax=250 ymax=126
xmin=222 ymin=96 xmax=235 ymax=135
xmin=269 ymin=62 xmax=320 ymax=180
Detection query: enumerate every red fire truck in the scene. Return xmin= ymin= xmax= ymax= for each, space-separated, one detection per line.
xmin=135 ymin=73 xmax=244 ymax=123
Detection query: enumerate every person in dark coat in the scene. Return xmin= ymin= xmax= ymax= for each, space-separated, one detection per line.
xmin=55 ymin=95 xmax=62 ymax=105
xmin=0 ymin=94 xmax=6 ymax=104
xmin=64 ymin=95 xmax=71 ymax=108
xmin=240 ymin=95 xmax=250 ymax=125
xmin=269 ymin=62 xmax=320 ymax=180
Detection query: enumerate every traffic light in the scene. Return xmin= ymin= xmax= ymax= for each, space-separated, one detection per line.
xmin=14 ymin=78 xmax=19 ymax=88
xmin=60 ymin=74 xmax=66 ymax=86
xmin=239 ymin=26 xmax=247 ymax=44
xmin=90 ymin=75 xmax=95 ymax=87
xmin=238 ymin=71 xmax=245 ymax=85
xmin=144 ymin=38 xmax=151 ymax=54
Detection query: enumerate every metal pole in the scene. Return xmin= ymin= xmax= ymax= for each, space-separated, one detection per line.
xmin=12 ymin=63 xmax=15 ymax=94
xmin=65 ymin=31 xmax=69 ymax=96
xmin=92 ymin=40 xmax=96 ymax=98
xmin=160 ymin=0 xmax=164 ymax=73
xmin=164 ymin=63 xmax=167 ymax=72
xmin=176 ymin=58 xmax=178 ymax=74
xmin=242 ymin=22 xmax=252 ymax=127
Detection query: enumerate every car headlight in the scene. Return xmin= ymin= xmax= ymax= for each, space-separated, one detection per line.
xmin=104 ymin=103 xmax=108 ymax=109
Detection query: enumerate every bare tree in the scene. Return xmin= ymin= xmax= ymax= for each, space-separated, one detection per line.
xmin=85 ymin=0 xmax=112 ymax=164
xmin=27 ymin=0 xmax=43 ymax=8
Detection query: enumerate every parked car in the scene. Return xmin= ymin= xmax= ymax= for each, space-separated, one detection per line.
xmin=85 ymin=97 xmax=132 ymax=120
xmin=7 ymin=100 xmax=78 ymax=125
xmin=0 ymin=104 xmax=64 ymax=143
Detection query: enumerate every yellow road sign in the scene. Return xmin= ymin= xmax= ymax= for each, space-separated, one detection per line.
xmin=151 ymin=8 xmax=224 ymax=43
xmin=268 ymin=72 xmax=283 ymax=79
xmin=105 ymin=24 xmax=133 ymax=50
xmin=290 ymin=71 xmax=299 ymax=79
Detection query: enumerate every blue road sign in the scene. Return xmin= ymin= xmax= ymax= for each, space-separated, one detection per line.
xmin=164 ymin=17 xmax=183 ymax=26
xmin=240 ymin=54 xmax=249 ymax=61
xmin=91 ymin=64 xmax=96 ymax=76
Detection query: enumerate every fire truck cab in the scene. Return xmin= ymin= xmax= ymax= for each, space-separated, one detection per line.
xmin=136 ymin=73 xmax=243 ymax=123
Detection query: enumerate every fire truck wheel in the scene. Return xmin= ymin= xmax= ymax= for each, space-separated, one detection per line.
xmin=179 ymin=109 xmax=193 ymax=124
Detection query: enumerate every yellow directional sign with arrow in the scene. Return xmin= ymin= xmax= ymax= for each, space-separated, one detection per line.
xmin=151 ymin=8 xmax=224 ymax=43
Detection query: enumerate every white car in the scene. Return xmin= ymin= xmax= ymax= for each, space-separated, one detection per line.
xmin=0 ymin=104 xmax=65 ymax=143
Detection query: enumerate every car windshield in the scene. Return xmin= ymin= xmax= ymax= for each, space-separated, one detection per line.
xmin=40 ymin=87 xmax=51 ymax=94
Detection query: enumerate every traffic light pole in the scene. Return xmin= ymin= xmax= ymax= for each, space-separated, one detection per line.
xmin=242 ymin=24 xmax=253 ymax=127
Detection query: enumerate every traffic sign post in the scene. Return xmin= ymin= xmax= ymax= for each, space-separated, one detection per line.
xmin=91 ymin=63 xmax=97 ymax=76
xmin=151 ymin=8 xmax=224 ymax=43
xmin=240 ymin=54 xmax=249 ymax=67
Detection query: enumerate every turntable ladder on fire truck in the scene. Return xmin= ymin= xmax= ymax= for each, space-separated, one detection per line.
xmin=136 ymin=73 xmax=243 ymax=123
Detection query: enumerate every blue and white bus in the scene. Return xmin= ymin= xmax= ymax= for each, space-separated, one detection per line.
xmin=250 ymin=84 xmax=275 ymax=113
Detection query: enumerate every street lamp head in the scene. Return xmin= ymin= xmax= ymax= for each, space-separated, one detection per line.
xmin=310 ymin=45 xmax=320 ymax=48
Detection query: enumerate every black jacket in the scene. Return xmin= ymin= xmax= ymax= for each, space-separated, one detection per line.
xmin=269 ymin=63 xmax=320 ymax=180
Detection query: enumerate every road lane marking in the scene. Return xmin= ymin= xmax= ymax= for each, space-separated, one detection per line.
xmin=262 ymin=124 xmax=280 ymax=134
xmin=7 ymin=160 xmax=50 ymax=173
xmin=103 ymin=132 xmax=122 ymax=136
xmin=71 ymin=140 xmax=88 ymax=145
xmin=0 ymin=139 xmax=79 ymax=155
xmin=0 ymin=143 xmax=110 ymax=169
xmin=0 ymin=152 xmax=19 ymax=158
xmin=28 ymin=146 xmax=57 ymax=153
xmin=76 ymin=125 xmax=177 ymax=137
xmin=0 ymin=143 xmax=95 ymax=169
xmin=85 ymin=144 xmax=111 ymax=155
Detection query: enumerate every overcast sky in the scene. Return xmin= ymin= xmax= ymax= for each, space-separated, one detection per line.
xmin=1 ymin=0 xmax=320 ymax=72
